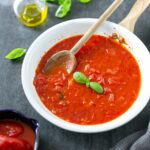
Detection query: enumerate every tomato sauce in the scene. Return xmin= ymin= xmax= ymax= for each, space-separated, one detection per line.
xmin=34 ymin=35 xmax=141 ymax=125
xmin=0 ymin=120 xmax=35 ymax=150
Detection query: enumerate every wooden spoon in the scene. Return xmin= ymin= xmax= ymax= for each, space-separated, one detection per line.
xmin=42 ymin=0 xmax=123 ymax=74
xmin=119 ymin=0 xmax=150 ymax=32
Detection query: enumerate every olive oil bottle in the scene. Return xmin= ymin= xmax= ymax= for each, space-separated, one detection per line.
xmin=13 ymin=0 xmax=48 ymax=27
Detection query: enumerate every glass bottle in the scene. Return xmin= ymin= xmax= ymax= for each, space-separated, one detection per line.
xmin=13 ymin=0 xmax=48 ymax=27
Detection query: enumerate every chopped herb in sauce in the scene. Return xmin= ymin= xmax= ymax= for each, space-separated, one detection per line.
xmin=59 ymin=92 xmax=64 ymax=100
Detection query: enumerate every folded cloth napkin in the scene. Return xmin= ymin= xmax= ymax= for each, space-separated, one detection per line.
xmin=110 ymin=121 xmax=150 ymax=150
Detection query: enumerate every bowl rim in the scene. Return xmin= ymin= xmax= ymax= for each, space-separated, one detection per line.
xmin=22 ymin=18 xmax=150 ymax=133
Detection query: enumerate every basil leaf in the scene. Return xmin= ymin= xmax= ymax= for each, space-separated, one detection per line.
xmin=5 ymin=48 xmax=26 ymax=60
xmin=40 ymin=0 xmax=56 ymax=3
xmin=73 ymin=72 xmax=104 ymax=94
xmin=79 ymin=0 xmax=91 ymax=3
xmin=73 ymin=72 xmax=88 ymax=84
xmin=89 ymin=82 xmax=104 ymax=94
xmin=86 ymin=81 xmax=90 ymax=88
xmin=55 ymin=0 xmax=71 ymax=18
xmin=58 ymin=0 xmax=65 ymax=5
xmin=47 ymin=0 xmax=56 ymax=2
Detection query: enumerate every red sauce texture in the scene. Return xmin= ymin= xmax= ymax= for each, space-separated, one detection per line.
xmin=0 ymin=120 xmax=35 ymax=150
xmin=34 ymin=35 xmax=141 ymax=125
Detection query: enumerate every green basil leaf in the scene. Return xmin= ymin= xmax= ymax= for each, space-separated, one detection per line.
xmin=58 ymin=0 xmax=65 ymax=5
xmin=89 ymin=82 xmax=104 ymax=94
xmin=73 ymin=72 xmax=88 ymax=84
xmin=47 ymin=0 xmax=56 ymax=2
xmin=55 ymin=0 xmax=71 ymax=18
xmin=79 ymin=0 xmax=91 ymax=3
xmin=86 ymin=81 xmax=90 ymax=88
xmin=5 ymin=48 xmax=26 ymax=60
xmin=40 ymin=0 xmax=55 ymax=3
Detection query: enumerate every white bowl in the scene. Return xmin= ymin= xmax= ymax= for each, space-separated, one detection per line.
xmin=22 ymin=18 xmax=150 ymax=133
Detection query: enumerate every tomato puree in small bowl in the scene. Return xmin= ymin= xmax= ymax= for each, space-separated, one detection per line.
xmin=0 ymin=119 xmax=35 ymax=150
xmin=34 ymin=35 xmax=141 ymax=125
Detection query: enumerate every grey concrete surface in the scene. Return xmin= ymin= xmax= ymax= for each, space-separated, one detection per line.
xmin=0 ymin=0 xmax=150 ymax=150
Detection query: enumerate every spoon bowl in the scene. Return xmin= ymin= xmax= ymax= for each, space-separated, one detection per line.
xmin=43 ymin=50 xmax=77 ymax=74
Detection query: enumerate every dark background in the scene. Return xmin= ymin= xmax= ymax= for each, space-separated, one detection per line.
xmin=0 ymin=0 xmax=150 ymax=149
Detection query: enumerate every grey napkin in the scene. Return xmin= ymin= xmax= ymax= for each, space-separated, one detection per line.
xmin=110 ymin=121 xmax=150 ymax=150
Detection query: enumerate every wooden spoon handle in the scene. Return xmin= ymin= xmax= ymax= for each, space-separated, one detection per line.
xmin=119 ymin=0 xmax=150 ymax=32
xmin=71 ymin=0 xmax=123 ymax=54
